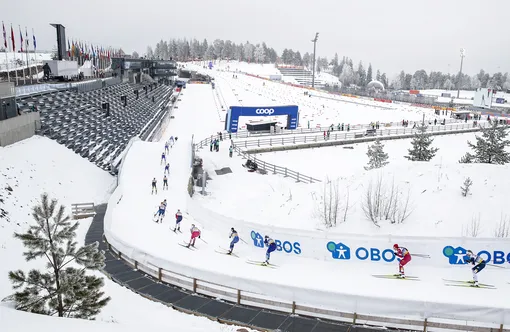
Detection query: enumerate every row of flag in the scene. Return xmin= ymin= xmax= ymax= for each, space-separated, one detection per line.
xmin=2 ymin=21 xmax=36 ymax=53
xmin=67 ymin=40 xmax=119 ymax=60
xmin=2 ymin=21 xmax=121 ymax=59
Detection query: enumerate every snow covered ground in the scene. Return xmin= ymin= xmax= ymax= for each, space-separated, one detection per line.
xmin=105 ymin=81 xmax=509 ymax=322
xmin=0 ymin=136 xmax=250 ymax=331
xmin=0 ymin=51 xmax=52 ymax=72
xmin=206 ymin=68 xmax=446 ymax=130
xmin=199 ymin=132 xmax=510 ymax=237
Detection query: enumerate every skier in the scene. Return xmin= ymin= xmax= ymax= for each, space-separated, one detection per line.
xmin=393 ymin=244 xmax=412 ymax=278
xmin=173 ymin=209 xmax=183 ymax=232
xmin=187 ymin=224 xmax=201 ymax=248
xmin=464 ymin=250 xmax=486 ymax=287
xmin=154 ymin=201 xmax=166 ymax=223
xmin=151 ymin=178 xmax=157 ymax=194
xmin=160 ymin=152 xmax=166 ymax=165
xmin=228 ymin=227 xmax=239 ymax=254
xmin=169 ymin=136 xmax=174 ymax=147
xmin=163 ymin=175 xmax=168 ymax=190
xmin=164 ymin=141 xmax=169 ymax=154
xmin=263 ymin=235 xmax=277 ymax=265
xmin=164 ymin=163 xmax=170 ymax=174
xmin=229 ymin=146 xmax=233 ymax=158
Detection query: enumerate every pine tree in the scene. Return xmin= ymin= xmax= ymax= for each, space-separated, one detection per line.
xmin=367 ymin=63 xmax=373 ymax=83
xmin=8 ymin=193 xmax=110 ymax=318
xmin=405 ymin=124 xmax=439 ymax=161
xmin=460 ymin=177 xmax=473 ymax=197
xmin=365 ymin=139 xmax=389 ymax=170
xmin=460 ymin=121 xmax=510 ymax=165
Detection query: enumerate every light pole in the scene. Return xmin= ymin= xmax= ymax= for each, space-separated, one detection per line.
xmin=311 ymin=32 xmax=319 ymax=88
xmin=456 ymin=48 xmax=465 ymax=98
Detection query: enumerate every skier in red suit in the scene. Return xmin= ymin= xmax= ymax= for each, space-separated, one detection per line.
xmin=393 ymin=244 xmax=412 ymax=278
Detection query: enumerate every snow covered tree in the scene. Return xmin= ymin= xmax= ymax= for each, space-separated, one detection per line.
xmin=376 ymin=69 xmax=381 ymax=82
xmin=443 ymin=78 xmax=455 ymax=90
xmin=357 ymin=61 xmax=367 ymax=87
xmin=244 ymin=42 xmax=254 ymax=62
xmin=380 ymin=73 xmax=388 ymax=88
xmin=131 ymin=51 xmax=139 ymax=58
xmin=8 ymin=194 xmax=109 ymax=318
xmin=146 ymin=46 xmax=154 ymax=59
xmin=204 ymin=45 xmax=215 ymax=60
xmin=365 ymin=139 xmax=389 ymax=170
xmin=367 ymin=63 xmax=373 ymax=83
xmin=460 ymin=122 xmax=510 ymax=165
xmin=254 ymin=44 xmax=265 ymax=63
xmin=213 ymin=39 xmax=224 ymax=59
xmin=461 ymin=177 xmax=473 ymax=197
xmin=405 ymin=124 xmax=439 ymax=161
xmin=339 ymin=62 xmax=354 ymax=86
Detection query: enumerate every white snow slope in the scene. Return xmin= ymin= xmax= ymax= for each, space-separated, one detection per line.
xmin=0 ymin=136 xmax=251 ymax=331
xmin=106 ymin=79 xmax=510 ymax=328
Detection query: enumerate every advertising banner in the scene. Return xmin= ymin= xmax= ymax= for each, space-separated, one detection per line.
xmin=225 ymin=105 xmax=299 ymax=133
xmin=473 ymin=88 xmax=493 ymax=108
xmin=187 ymin=199 xmax=510 ymax=268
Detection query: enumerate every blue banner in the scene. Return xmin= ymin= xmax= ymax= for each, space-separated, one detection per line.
xmin=225 ymin=105 xmax=299 ymax=133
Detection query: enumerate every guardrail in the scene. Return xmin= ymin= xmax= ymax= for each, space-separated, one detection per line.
xmin=194 ymin=134 xmax=320 ymax=183
xmin=104 ymin=239 xmax=508 ymax=332
xmin=234 ymin=122 xmax=489 ymax=150
xmin=71 ymin=202 xmax=96 ymax=219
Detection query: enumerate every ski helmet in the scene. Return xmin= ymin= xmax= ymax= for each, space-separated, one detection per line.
xmin=231 ymin=227 xmax=235 ymax=232
xmin=393 ymin=244 xmax=399 ymax=249
xmin=191 ymin=223 xmax=195 ymax=227
xmin=265 ymin=235 xmax=269 ymax=239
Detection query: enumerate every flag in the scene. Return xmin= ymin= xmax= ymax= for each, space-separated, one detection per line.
xmin=71 ymin=40 xmax=75 ymax=57
xmin=32 ymin=29 xmax=36 ymax=50
xmin=19 ymin=26 xmax=23 ymax=52
xmin=67 ymin=39 xmax=70 ymax=57
xmin=11 ymin=25 xmax=15 ymax=51
xmin=25 ymin=27 xmax=29 ymax=51
xmin=2 ymin=22 xmax=7 ymax=49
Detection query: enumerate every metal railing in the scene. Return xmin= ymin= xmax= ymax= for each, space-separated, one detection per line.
xmin=194 ymin=133 xmax=320 ymax=183
xmin=71 ymin=202 xmax=96 ymax=219
xmin=234 ymin=122 xmax=489 ymax=150
xmin=105 ymin=240 xmax=508 ymax=332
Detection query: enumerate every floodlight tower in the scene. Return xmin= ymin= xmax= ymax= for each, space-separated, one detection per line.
xmin=311 ymin=32 xmax=319 ymax=88
xmin=456 ymin=48 xmax=466 ymax=98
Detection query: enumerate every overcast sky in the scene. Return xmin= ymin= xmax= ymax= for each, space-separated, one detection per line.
xmin=3 ymin=0 xmax=509 ymax=77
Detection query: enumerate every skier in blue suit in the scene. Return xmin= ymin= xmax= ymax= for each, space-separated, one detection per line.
xmin=263 ymin=235 xmax=277 ymax=265
xmin=228 ymin=227 xmax=239 ymax=254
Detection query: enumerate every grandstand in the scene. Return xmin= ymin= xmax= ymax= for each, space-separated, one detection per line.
xmin=18 ymin=81 xmax=174 ymax=172
xmin=277 ymin=64 xmax=326 ymax=88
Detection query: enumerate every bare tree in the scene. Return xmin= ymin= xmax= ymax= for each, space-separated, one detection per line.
xmin=494 ymin=214 xmax=510 ymax=238
xmin=462 ymin=214 xmax=481 ymax=237
xmin=342 ymin=186 xmax=353 ymax=223
xmin=317 ymin=177 xmax=341 ymax=228
xmin=362 ymin=176 xmax=413 ymax=226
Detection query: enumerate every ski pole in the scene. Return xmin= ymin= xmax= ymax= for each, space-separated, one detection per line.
xmin=199 ymin=237 xmax=208 ymax=244
xmin=240 ymin=238 xmax=249 ymax=245
xmin=487 ymin=263 xmax=507 ymax=269
xmin=412 ymin=253 xmax=431 ymax=258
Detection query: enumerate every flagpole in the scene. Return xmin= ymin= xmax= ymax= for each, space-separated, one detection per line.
xmin=2 ymin=22 xmax=10 ymax=82
xmin=4 ymin=49 xmax=9 ymax=82
xmin=25 ymin=27 xmax=32 ymax=85
xmin=11 ymin=25 xmax=18 ymax=86
xmin=19 ymin=26 xmax=26 ymax=85
xmin=33 ymin=29 xmax=38 ymax=83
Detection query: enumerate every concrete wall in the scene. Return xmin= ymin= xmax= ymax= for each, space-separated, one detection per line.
xmin=0 ymin=112 xmax=41 ymax=147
